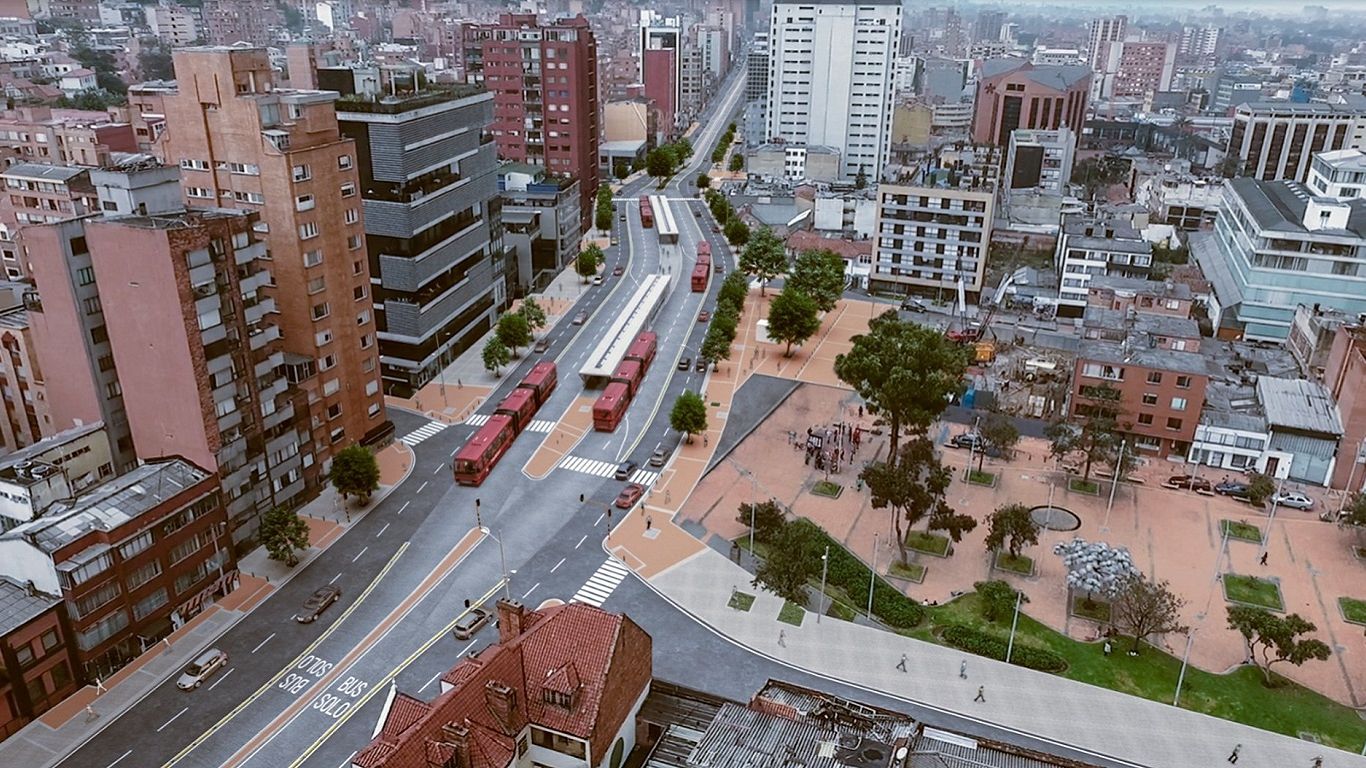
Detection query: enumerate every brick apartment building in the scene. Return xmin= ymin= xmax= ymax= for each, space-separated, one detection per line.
xmin=0 ymin=107 xmax=137 ymax=168
xmin=158 ymin=47 xmax=389 ymax=468
xmin=0 ymin=282 xmax=47 ymax=452
xmin=201 ymin=0 xmax=280 ymax=46
xmin=463 ymin=14 xmax=600 ymax=230
xmin=125 ymin=81 xmax=175 ymax=152
xmin=0 ymin=458 xmax=234 ymax=681
xmin=0 ymin=163 xmax=98 ymax=280
xmin=1069 ymin=344 xmax=1213 ymax=457
xmin=970 ymin=59 xmax=1091 ymax=147
xmin=0 ymin=576 xmax=79 ymax=740
xmin=354 ymin=599 xmax=652 ymax=768
xmin=1325 ymin=324 xmax=1366 ymax=491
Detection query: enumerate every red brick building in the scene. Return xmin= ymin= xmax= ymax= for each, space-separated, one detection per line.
xmin=1069 ymin=344 xmax=1212 ymax=457
xmin=1325 ymin=325 xmax=1366 ymax=491
xmin=354 ymin=599 xmax=652 ymax=768
xmin=0 ymin=576 xmax=79 ymax=740
xmin=970 ymin=59 xmax=1091 ymax=147
xmin=462 ymin=15 xmax=600 ymax=230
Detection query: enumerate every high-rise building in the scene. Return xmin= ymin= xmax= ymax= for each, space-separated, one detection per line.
xmin=1178 ymin=24 xmax=1221 ymax=61
xmin=766 ymin=0 xmax=902 ymax=182
xmin=1093 ymin=40 xmax=1175 ymax=101
xmin=0 ymin=282 xmax=46 ymax=453
xmin=680 ymin=47 xmax=706 ymax=125
xmin=144 ymin=3 xmax=199 ymax=47
xmin=698 ymin=24 xmax=730 ymax=81
xmin=0 ymin=164 xmax=97 ymax=281
xmin=327 ymin=69 xmax=508 ymax=396
xmin=973 ymin=9 xmax=1005 ymax=43
xmin=1004 ymin=128 xmax=1075 ymax=195
xmin=640 ymin=11 xmax=683 ymax=140
xmin=158 ymin=47 xmax=389 ymax=467
xmin=201 ymin=0 xmax=280 ymax=46
xmin=462 ymin=14 xmax=599 ymax=232
xmin=970 ymin=59 xmax=1091 ymax=146
xmin=1086 ymin=14 xmax=1126 ymax=67
xmin=745 ymin=32 xmax=769 ymax=102
xmin=1225 ymin=101 xmax=1366 ymax=182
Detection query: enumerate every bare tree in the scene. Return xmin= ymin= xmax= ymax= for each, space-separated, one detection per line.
xmin=1111 ymin=574 xmax=1188 ymax=654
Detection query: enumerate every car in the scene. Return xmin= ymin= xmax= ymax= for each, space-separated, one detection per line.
xmin=901 ymin=298 xmax=929 ymax=313
xmin=297 ymin=584 xmax=342 ymax=623
xmin=453 ymin=607 xmax=491 ymax=640
xmin=613 ymin=460 xmax=638 ymax=480
xmin=698 ymin=310 xmax=711 ymax=322
xmin=533 ymin=338 xmax=551 ymax=353
xmin=949 ymin=432 xmax=984 ymax=450
xmin=592 ymin=274 xmax=604 ymax=286
xmin=612 ymin=264 xmax=625 ymax=276
xmin=1215 ymin=481 xmax=1251 ymax=498
xmin=1272 ymin=491 xmax=1314 ymax=510
xmin=712 ymin=225 xmax=720 ymax=233
xmin=694 ymin=209 xmax=702 ymax=217
xmin=678 ymin=356 xmax=691 ymax=371
xmin=176 ymin=648 xmax=228 ymax=690
xmin=1166 ymin=474 xmax=1212 ymax=492
xmin=572 ymin=310 xmax=588 ymax=325
xmin=619 ymin=213 xmax=626 ymax=220
xmin=615 ymin=483 xmax=645 ymax=509
xmin=695 ymin=357 xmax=708 ymax=372
xmin=648 ymin=447 xmax=670 ymax=467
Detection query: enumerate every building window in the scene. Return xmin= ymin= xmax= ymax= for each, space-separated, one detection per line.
xmin=15 ymin=644 xmax=33 ymax=666
xmin=1171 ymin=397 xmax=1187 ymax=411
xmin=347 ymin=234 xmax=362 ymax=250
xmin=83 ymin=296 xmax=102 ymax=315
xmin=303 ymin=249 xmax=323 ymax=268
xmin=1137 ymin=413 xmax=1154 ymax=425
xmin=340 ymin=182 xmax=356 ymax=198
xmin=326 ymin=402 xmax=342 ymax=420
xmin=344 ymin=208 xmax=359 ymax=224
xmin=337 ymin=155 xmax=353 ymax=170
xmin=312 ymin=302 xmax=330 ymax=321
xmin=292 ymin=164 xmax=311 ymax=182
xmin=299 ymin=222 xmax=319 ymax=239
xmin=179 ymin=159 xmax=209 ymax=171
xmin=295 ymin=193 xmax=315 ymax=211
xmin=41 ymin=629 xmax=59 ymax=652
xmin=1141 ymin=393 xmax=1158 ymax=406
xmin=168 ymin=532 xmax=206 ymax=564
xmin=132 ymin=588 xmax=169 ymax=621
xmin=126 ymin=560 xmax=162 ymax=590
xmin=119 ymin=530 xmax=153 ymax=560
xmin=186 ymin=186 xmax=214 ymax=199
xmin=360 ymin=333 xmax=372 ymax=349
xmin=307 ymin=276 xmax=326 ymax=294
xmin=70 ymin=580 xmax=121 ymax=620
xmin=353 ymin=285 xmax=366 ymax=301
xmin=530 ymin=727 xmax=587 ymax=759
xmin=77 ymin=266 xmax=95 ymax=285
xmin=1176 ymin=375 xmax=1191 ymax=389
xmin=356 ymin=310 xmax=370 ymax=326
xmin=1166 ymin=417 xmax=1183 ymax=431
xmin=1146 ymin=371 xmax=1162 ymax=384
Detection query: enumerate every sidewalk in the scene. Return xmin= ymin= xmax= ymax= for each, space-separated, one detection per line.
xmin=644 ymin=547 xmax=1364 ymax=768
xmin=0 ymin=442 xmax=415 ymax=768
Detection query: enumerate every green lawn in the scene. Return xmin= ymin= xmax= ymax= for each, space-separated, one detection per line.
xmin=728 ymin=590 xmax=755 ymax=612
xmin=1071 ymin=596 xmax=1111 ymax=623
xmin=906 ymin=530 xmax=951 ymax=556
xmin=811 ymin=480 xmax=843 ymax=498
xmin=888 ymin=560 xmax=926 ymax=582
xmin=1069 ymin=478 xmax=1101 ymax=494
xmin=1224 ymin=574 xmax=1284 ymax=610
xmin=1339 ymin=596 xmax=1366 ymax=624
xmin=967 ymin=469 xmax=996 ymax=486
xmin=904 ymin=592 xmax=1366 ymax=750
xmin=995 ymin=552 xmax=1035 ymax=575
xmin=1221 ymin=519 xmax=1264 ymax=543
xmin=778 ymin=601 xmax=806 ymax=626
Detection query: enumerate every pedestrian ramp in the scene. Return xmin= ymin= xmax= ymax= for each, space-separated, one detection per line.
xmin=399 ymin=421 xmax=448 ymax=446
xmin=570 ymin=558 xmax=631 ymax=607
xmin=558 ymin=455 xmax=659 ymax=485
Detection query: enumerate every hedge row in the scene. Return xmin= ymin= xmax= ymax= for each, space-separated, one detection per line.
xmin=787 ymin=519 xmax=925 ymax=629
xmin=940 ymin=624 xmax=1068 ymax=673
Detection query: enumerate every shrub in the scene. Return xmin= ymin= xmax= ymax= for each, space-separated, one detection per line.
xmin=941 ymin=624 xmax=1068 ymax=673
xmin=788 ymin=519 xmax=925 ymax=628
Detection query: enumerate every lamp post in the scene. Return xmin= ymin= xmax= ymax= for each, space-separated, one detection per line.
xmin=1102 ymin=440 xmax=1126 ymax=532
xmin=867 ymin=533 xmax=878 ymax=620
xmin=480 ymin=526 xmax=512 ymax=600
xmin=475 ymin=498 xmax=482 ymax=529
xmin=1173 ymin=627 xmax=1197 ymax=707
xmin=1336 ymin=440 xmax=1364 ymax=520
xmin=1258 ymin=476 xmax=1287 ymax=562
xmin=1005 ymin=589 xmax=1024 ymax=664
xmin=817 ymin=545 xmax=829 ymax=623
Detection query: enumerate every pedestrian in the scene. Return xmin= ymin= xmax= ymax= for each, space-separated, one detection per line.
xmin=84 ymin=705 xmax=99 ymax=723
xmin=959 ymin=659 xmax=967 ymax=679
xmin=778 ymin=630 xmax=786 ymax=647
xmin=703 ymin=434 xmax=708 ymax=447
xmin=859 ymin=405 xmax=864 ymax=418
xmin=94 ymin=677 xmax=107 ymax=694
xmin=1258 ymin=552 xmax=1268 ymax=566
xmin=973 ymin=686 xmax=985 ymax=702
xmin=896 ymin=654 xmax=907 ymax=672
xmin=1311 ymin=757 xmax=1322 ymax=768
xmin=1103 ymin=640 xmax=1112 ymax=656
xmin=646 ymin=516 xmax=653 ymax=531
xmin=1227 ymin=744 xmax=1241 ymax=764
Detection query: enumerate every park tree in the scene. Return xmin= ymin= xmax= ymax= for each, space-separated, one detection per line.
xmin=978 ymin=413 xmax=1020 ymax=471
xmin=737 ymin=499 xmax=787 ymax=544
xmin=576 ymin=245 xmax=602 ymax=282
xmin=1046 ymin=383 xmax=1123 ymax=483
xmin=482 ymin=337 xmax=511 ymax=376
xmin=719 ymin=270 xmax=750 ymax=309
xmin=1112 ymin=574 xmax=1188 ymax=655
xmin=767 ymin=288 xmax=820 ymax=357
xmin=669 ymin=390 xmax=708 ymax=442
xmin=701 ymin=322 xmax=733 ymax=364
xmin=752 ymin=520 xmax=818 ymax=603
xmin=1247 ymin=472 xmax=1277 ymax=507
xmin=496 ymin=312 xmax=531 ymax=353
xmin=724 ymin=217 xmax=749 ymax=246
xmin=1053 ymin=537 xmax=1139 ymax=606
xmin=739 ymin=227 xmax=785 ymax=294
xmin=729 ymin=153 xmax=744 ymax=172
xmin=1341 ymin=492 xmax=1366 ymax=527
xmin=834 ymin=310 xmax=967 ymax=465
xmin=331 ymin=444 xmax=380 ymax=504
xmin=647 ymin=146 xmax=676 ymax=178
xmin=259 ymin=506 xmax=310 ymax=566
xmin=517 ymin=297 xmax=547 ymax=333
xmin=984 ymin=503 xmax=1040 ymax=559
xmin=697 ymin=173 xmax=711 ymax=188
xmin=860 ymin=437 xmax=965 ymax=563
xmin=786 ymin=249 xmax=846 ymax=312
xmin=1226 ymin=606 xmax=1332 ymax=686
xmin=974 ymin=579 xmax=1028 ymax=623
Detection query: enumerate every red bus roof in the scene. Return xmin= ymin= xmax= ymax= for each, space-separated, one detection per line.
xmin=633 ymin=330 xmax=657 ymax=345
xmin=496 ymin=387 xmax=535 ymax=413
xmin=454 ymin=414 xmax=514 ymax=462
xmin=697 ymin=241 xmax=711 ymax=256
xmin=625 ymin=332 xmax=656 ymax=360
xmin=592 ymin=382 xmax=630 ymax=414
xmin=692 ymin=263 xmax=709 ymax=276
xmin=521 ymin=361 xmax=556 ymax=388
xmin=612 ymin=359 xmax=642 ymax=380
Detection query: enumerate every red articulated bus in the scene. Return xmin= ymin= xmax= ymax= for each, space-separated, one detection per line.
xmin=516 ymin=361 xmax=557 ymax=407
xmin=639 ymin=196 xmax=654 ymax=228
xmin=624 ymin=331 xmax=657 ymax=372
xmin=611 ymin=358 xmax=644 ymax=398
xmin=696 ymin=240 xmax=712 ymax=265
xmin=592 ymin=382 xmax=630 ymax=432
xmin=493 ymin=387 xmax=537 ymax=434
xmin=691 ymin=263 xmax=709 ymax=292
xmin=452 ymin=414 xmax=516 ymax=486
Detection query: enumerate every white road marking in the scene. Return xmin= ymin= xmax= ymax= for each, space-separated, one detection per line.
xmin=105 ymin=750 xmax=132 ymax=768
xmin=418 ymin=481 xmax=428 ymax=494
xmin=629 ymin=469 xmax=661 ymax=485
xmin=570 ymin=558 xmax=632 ymax=607
xmin=432 ymin=463 xmax=443 ymax=474
xmin=251 ymin=632 xmax=275 ymax=654
xmin=576 ymin=535 xmax=586 ymax=549
xmin=465 ymin=414 xmax=490 ymax=427
xmin=551 ymin=557 xmax=565 ymax=573
xmin=522 ymin=582 xmax=540 ymax=599
xmin=329 ymin=573 xmax=341 ymax=584
xmin=399 ymin=501 xmax=409 ymax=515
xmin=526 ymin=419 xmax=556 ymax=433
xmin=594 ymin=513 xmax=604 ymax=526
xmin=376 ymin=522 xmax=389 ymax=538
xmin=558 ymin=455 xmax=618 ymax=478
xmin=207 ymin=668 xmax=234 ymax=691
xmin=398 ymin=420 xmax=448 ymax=446
xmin=420 ymin=671 xmax=442 ymax=693
xmin=352 ymin=546 xmax=368 ymax=563
xmin=156 ymin=707 xmax=187 ymax=733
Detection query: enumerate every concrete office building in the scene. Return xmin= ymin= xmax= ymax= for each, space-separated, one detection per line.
xmin=970 ymin=59 xmax=1090 ymax=147
xmin=640 ymin=11 xmax=683 ymax=139
xmin=158 ymin=47 xmax=389 ymax=464
xmin=1225 ymin=100 xmax=1366 ymax=183
xmin=746 ymin=32 xmax=768 ymax=102
xmin=500 ymin=167 xmax=582 ymax=293
xmin=1086 ymin=15 xmax=1126 ymax=66
xmin=1179 ymin=24 xmax=1221 ymax=61
xmin=461 ymin=14 xmax=600 ymax=231
xmin=766 ymin=0 xmax=901 ymax=182
xmin=1004 ymin=128 xmax=1075 ymax=195
xmin=1093 ymin=40 xmax=1175 ymax=101
xmin=331 ymin=73 xmax=507 ymax=397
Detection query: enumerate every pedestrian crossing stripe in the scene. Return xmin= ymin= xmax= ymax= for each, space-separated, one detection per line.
xmin=629 ymin=469 xmax=660 ymax=485
xmin=527 ymin=419 xmax=556 ymax=433
xmin=556 ymin=455 xmax=659 ymax=486
xmin=465 ymin=414 xmax=490 ymax=427
xmin=398 ymin=421 xmax=448 ymax=446
xmin=570 ymin=558 xmax=631 ymax=607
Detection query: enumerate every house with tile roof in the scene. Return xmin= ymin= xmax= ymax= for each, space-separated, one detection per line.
xmin=354 ymin=599 xmax=652 ymax=768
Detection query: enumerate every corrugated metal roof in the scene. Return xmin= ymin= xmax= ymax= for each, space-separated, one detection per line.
xmin=1256 ymin=377 xmax=1343 ymax=435
xmin=0 ymin=575 xmax=58 ymax=635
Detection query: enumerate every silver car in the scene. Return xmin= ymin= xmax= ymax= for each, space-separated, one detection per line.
xmin=1271 ymin=492 xmax=1314 ymax=510
xmin=176 ymin=648 xmax=228 ymax=690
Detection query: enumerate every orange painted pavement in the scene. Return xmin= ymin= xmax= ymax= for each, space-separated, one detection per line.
xmin=220 ymin=526 xmax=485 ymax=768
xmin=524 ymin=396 xmax=595 ymax=479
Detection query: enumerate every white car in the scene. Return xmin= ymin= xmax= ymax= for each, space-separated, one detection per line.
xmin=592 ymin=275 xmax=604 ymax=286
xmin=177 ymin=648 xmax=228 ymax=690
xmin=1271 ymin=492 xmax=1314 ymax=510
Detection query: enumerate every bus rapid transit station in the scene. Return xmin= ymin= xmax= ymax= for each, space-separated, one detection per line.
xmin=453 ymin=361 xmax=559 ymax=486
xmin=651 ymin=194 xmax=679 ymax=245
xmin=578 ymin=274 xmax=670 ymax=386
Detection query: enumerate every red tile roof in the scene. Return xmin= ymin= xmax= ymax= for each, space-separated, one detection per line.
xmin=357 ymin=601 xmax=652 ymax=768
xmin=785 ymin=230 xmax=871 ymax=261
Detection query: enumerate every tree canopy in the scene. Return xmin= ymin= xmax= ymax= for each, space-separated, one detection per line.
xmin=984 ymin=502 xmax=1040 ymax=559
xmin=1046 ymin=383 xmax=1124 ymax=482
xmin=259 ymin=506 xmax=310 ymax=566
xmin=1112 ymin=574 xmax=1187 ymax=654
xmin=860 ymin=437 xmax=972 ymax=563
xmin=728 ymin=153 xmax=744 ymax=172
xmin=786 ymin=249 xmax=846 ymax=312
xmin=978 ymin=413 xmax=1020 ymax=471
xmin=517 ymin=297 xmax=547 ymax=333
xmin=766 ymin=288 xmax=820 ymax=357
xmin=752 ymin=519 xmax=818 ymax=603
xmin=496 ymin=312 xmax=531 ymax=353
xmin=669 ymin=390 xmax=707 ymax=441
xmin=738 ymin=227 xmax=786 ymax=295
xmin=331 ymin=444 xmax=380 ymax=504
xmin=482 ymin=337 xmax=510 ymax=375
xmin=1226 ymin=606 xmax=1331 ymax=686
xmin=576 ymin=245 xmax=603 ymax=281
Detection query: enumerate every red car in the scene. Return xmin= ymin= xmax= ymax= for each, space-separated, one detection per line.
xmin=612 ymin=264 xmax=625 ymax=276
xmin=697 ymin=310 xmax=711 ymax=322
xmin=1167 ymin=474 xmax=1212 ymax=492
xmin=615 ymin=484 xmax=644 ymax=509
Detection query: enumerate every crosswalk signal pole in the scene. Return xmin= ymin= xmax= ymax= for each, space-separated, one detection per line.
xmin=475 ymin=498 xmax=482 ymax=529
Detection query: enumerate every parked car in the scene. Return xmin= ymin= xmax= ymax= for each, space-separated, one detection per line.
xmin=1215 ymin=481 xmax=1251 ymax=498
xmin=648 ymin=447 xmax=670 ymax=467
xmin=613 ymin=460 xmax=638 ymax=480
xmin=297 ymin=584 xmax=342 ymax=623
xmin=592 ymin=274 xmax=604 ymax=286
xmin=615 ymin=483 xmax=645 ymax=509
xmin=697 ymin=310 xmax=711 ymax=322
xmin=901 ymin=298 xmax=929 ymax=313
xmin=612 ymin=264 xmax=625 ymax=276
xmin=453 ymin=607 xmax=491 ymax=640
xmin=533 ymin=338 xmax=551 ymax=353
xmin=678 ymin=356 xmax=691 ymax=371
xmin=1272 ymin=491 xmax=1314 ymax=510
xmin=572 ymin=310 xmax=588 ymax=325
xmin=949 ymin=432 xmax=983 ymax=450
xmin=1166 ymin=474 xmax=1212 ymax=492
xmin=177 ymin=648 xmax=228 ymax=690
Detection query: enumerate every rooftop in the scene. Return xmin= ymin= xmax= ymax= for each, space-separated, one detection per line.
xmin=0 ymin=422 xmax=105 ymax=472
xmin=978 ymin=58 xmax=1091 ymax=91
xmin=1256 ymin=377 xmax=1343 ymax=435
xmin=0 ymin=575 xmax=58 ymax=636
xmin=1235 ymin=100 xmax=1366 ymax=116
xmin=1079 ymin=340 xmax=1216 ymax=377
xmin=1227 ymin=177 xmax=1366 ymax=238
xmin=1313 ymin=148 xmax=1366 ymax=173
xmin=5 ymin=459 xmax=210 ymax=553
xmin=334 ymin=84 xmax=487 ymax=115
xmin=1082 ymin=307 xmax=1201 ymax=340
xmin=1088 ymin=274 xmax=1193 ymax=301
xmin=1 ymin=163 xmax=87 ymax=182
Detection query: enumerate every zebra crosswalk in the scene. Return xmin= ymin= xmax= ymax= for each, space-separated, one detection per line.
xmin=398 ymin=420 xmax=448 ymax=446
xmin=571 ymin=557 xmax=632 ymax=607
xmin=558 ymin=455 xmax=659 ymax=486
xmin=464 ymin=414 xmax=554 ymax=433
xmin=465 ymin=414 xmax=490 ymax=427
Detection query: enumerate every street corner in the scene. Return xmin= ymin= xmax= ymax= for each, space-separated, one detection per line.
xmin=376 ymin=441 xmax=415 ymax=486
xmin=217 ymin=572 xmax=273 ymax=613
xmin=606 ymin=506 xmax=705 ymax=580
xmin=303 ymin=514 xmax=346 ymax=550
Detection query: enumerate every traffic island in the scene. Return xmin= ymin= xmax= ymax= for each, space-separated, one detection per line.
xmin=906 ymin=530 xmax=951 ymax=557
xmin=967 ymin=469 xmax=997 ymax=487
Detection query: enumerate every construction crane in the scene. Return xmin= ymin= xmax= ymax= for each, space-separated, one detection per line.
xmin=945 ymin=272 xmax=1021 ymax=363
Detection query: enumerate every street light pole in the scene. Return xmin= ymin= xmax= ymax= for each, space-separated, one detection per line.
xmin=1102 ymin=439 xmax=1126 ymax=532
xmin=747 ymin=470 xmax=758 ymax=559
xmin=1173 ymin=627 xmax=1197 ymax=707
xmin=1258 ymin=476 xmax=1286 ymax=562
xmin=481 ymin=526 xmax=512 ymax=600
xmin=817 ymin=545 xmax=829 ymax=623
xmin=1336 ymin=440 xmax=1363 ymax=520
xmin=1005 ymin=589 xmax=1023 ymax=664
xmin=867 ymin=533 xmax=878 ymax=620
